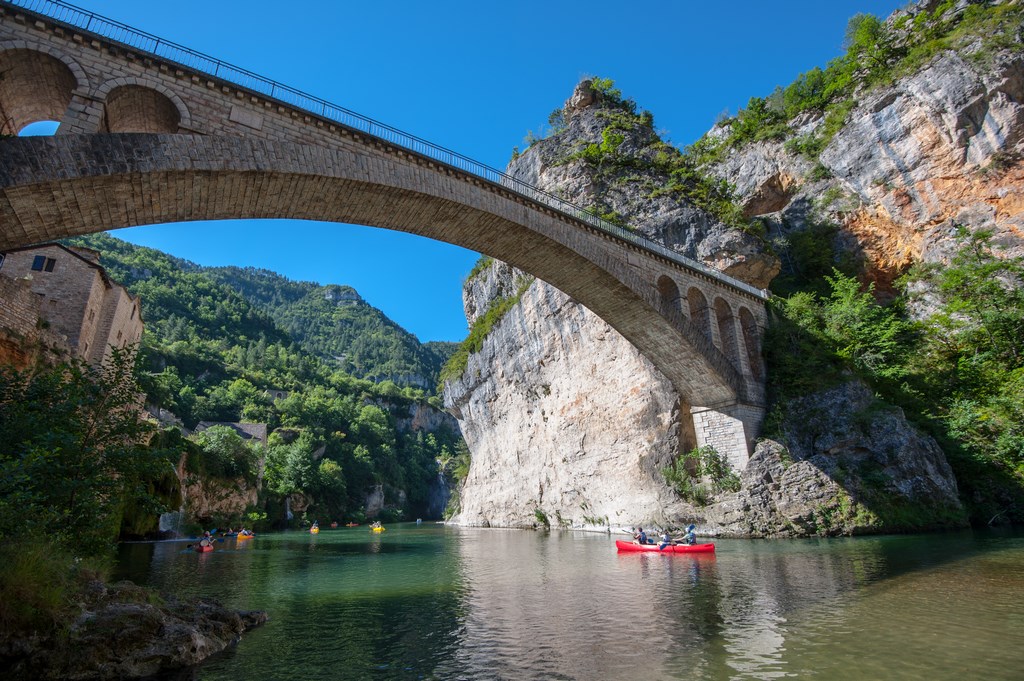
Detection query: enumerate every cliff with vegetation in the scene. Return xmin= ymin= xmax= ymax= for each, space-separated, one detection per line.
xmin=443 ymin=0 xmax=1024 ymax=535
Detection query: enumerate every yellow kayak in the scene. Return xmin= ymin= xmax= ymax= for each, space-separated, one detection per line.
xmin=310 ymin=527 xmax=320 ymax=534
xmin=371 ymin=527 xmax=385 ymax=533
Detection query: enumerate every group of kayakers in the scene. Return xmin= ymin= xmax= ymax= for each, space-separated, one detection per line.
xmin=632 ymin=524 xmax=697 ymax=550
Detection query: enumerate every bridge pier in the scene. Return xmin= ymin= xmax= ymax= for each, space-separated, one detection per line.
xmin=690 ymin=403 xmax=765 ymax=471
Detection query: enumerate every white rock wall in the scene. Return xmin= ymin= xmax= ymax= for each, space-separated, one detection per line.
xmin=445 ymin=270 xmax=690 ymax=529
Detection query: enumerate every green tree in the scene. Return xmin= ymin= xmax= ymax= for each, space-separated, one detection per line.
xmin=0 ymin=350 xmax=170 ymax=555
xmin=189 ymin=425 xmax=259 ymax=480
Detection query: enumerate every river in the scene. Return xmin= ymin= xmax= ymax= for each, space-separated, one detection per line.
xmin=114 ymin=525 xmax=1024 ymax=680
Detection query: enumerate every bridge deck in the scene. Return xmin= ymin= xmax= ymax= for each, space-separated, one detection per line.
xmin=3 ymin=0 xmax=767 ymax=301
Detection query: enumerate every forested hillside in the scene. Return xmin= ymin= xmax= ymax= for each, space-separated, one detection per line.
xmin=61 ymin=232 xmax=465 ymax=527
xmin=204 ymin=266 xmax=455 ymax=387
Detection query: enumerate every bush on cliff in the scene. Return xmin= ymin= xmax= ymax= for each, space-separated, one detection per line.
xmin=662 ymin=445 xmax=740 ymax=506
xmin=764 ymin=228 xmax=1024 ymax=524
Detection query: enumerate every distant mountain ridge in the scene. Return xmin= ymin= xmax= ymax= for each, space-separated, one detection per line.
xmin=67 ymin=233 xmax=454 ymax=391
xmin=203 ymin=265 xmax=455 ymax=388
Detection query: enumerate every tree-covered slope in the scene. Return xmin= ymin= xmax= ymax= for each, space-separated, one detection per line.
xmin=61 ymin=232 xmax=462 ymax=524
xmin=203 ymin=266 xmax=454 ymax=388
xmin=67 ymin=234 xmax=453 ymax=391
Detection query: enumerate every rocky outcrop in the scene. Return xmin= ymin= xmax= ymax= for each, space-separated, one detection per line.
xmin=445 ymin=262 xmax=687 ymax=529
xmin=706 ymin=382 xmax=963 ymax=536
xmin=712 ymin=47 xmax=1024 ymax=291
xmin=444 ymin=79 xmax=780 ymax=530
xmin=2 ymin=580 xmax=267 ymax=680
xmin=182 ymin=473 xmax=260 ymax=524
xmin=508 ymin=89 xmax=779 ymax=289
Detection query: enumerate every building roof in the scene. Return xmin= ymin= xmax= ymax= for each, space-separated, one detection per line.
xmin=1 ymin=242 xmax=117 ymax=289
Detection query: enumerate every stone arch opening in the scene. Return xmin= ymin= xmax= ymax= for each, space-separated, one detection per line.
xmin=0 ymin=48 xmax=77 ymax=135
xmin=714 ymin=297 xmax=740 ymax=368
xmin=657 ymin=275 xmax=682 ymax=316
xmin=739 ymin=306 xmax=763 ymax=380
xmin=19 ymin=120 xmax=60 ymax=136
xmin=103 ymin=85 xmax=181 ymax=133
xmin=687 ymin=287 xmax=712 ymax=341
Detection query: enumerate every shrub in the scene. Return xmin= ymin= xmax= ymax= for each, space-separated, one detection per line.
xmin=0 ymin=539 xmax=83 ymax=637
xmin=662 ymin=445 xmax=740 ymax=506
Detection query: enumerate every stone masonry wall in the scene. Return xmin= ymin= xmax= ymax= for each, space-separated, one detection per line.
xmin=0 ymin=245 xmax=141 ymax=366
xmin=0 ymin=272 xmax=70 ymax=367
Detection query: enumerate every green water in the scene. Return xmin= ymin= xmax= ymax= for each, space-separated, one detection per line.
xmin=114 ymin=525 xmax=1024 ymax=680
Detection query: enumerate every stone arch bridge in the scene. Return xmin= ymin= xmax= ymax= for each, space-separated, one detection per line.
xmin=0 ymin=0 xmax=769 ymax=469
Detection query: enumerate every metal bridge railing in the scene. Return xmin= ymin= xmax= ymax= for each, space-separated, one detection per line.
xmin=4 ymin=0 xmax=769 ymax=300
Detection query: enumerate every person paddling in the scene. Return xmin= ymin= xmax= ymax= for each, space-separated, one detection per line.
xmin=633 ymin=527 xmax=649 ymax=545
xmin=658 ymin=529 xmax=674 ymax=550
xmin=680 ymin=524 xmax=697 ymax=545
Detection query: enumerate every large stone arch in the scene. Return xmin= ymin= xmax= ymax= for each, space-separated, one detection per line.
xmin=0 ymin=44 xmax=85 ymax=134
xmin=0 ymin=133 xmax=756 ymax=411
xmin=95 ymin=77 xmax=191 ymax=132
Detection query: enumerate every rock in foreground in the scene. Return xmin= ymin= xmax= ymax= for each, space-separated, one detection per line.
xmin=1 ymin=580 xmax=267 ymax=680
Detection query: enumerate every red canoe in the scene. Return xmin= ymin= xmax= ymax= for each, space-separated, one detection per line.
xmin=615 ymin=540 xmax=715 ymax=554
xmin=194 ymin=543 xmax=213 ymax=553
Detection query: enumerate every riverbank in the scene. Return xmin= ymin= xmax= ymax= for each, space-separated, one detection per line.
xmin=1 ymin=575 xmax=266 ymax=680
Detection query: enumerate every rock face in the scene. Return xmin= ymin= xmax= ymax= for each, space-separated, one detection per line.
xmin=508 ymin=89 xmax=779 ymax=289
xmin=445 ymin=3 xmax=1018 ymax=536
xmin=445 ymin=262 xmax=688 ymax=529
xmin=2 ymin=580 xmax=267 ymax=680
xmin=183 ymin=474 xmax=260 ymax=524
xmin=714 ymin=50 xmax=1024 ymax=290
xmin=706 ymin=382 xmax=962 ymax=536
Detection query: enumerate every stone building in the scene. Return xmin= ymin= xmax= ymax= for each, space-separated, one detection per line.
xmin=0 ymin=243 xmax=143 ymax=366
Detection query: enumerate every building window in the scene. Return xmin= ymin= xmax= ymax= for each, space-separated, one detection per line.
xmin=130 ymin=305 xmax=136 ymax=320
xmin=0 ymin=253 xmax=5 ymax=270
xmin=31 ymin=256 xmax=56 ymax=272
xmin=116 ymin=330 xmax=123 ymax=341
xmin=88 ymin=309 xmax=95 ymax=322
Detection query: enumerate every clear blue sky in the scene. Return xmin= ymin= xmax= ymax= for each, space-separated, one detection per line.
xmin=48 ymin=0 xmax=905 ymax=342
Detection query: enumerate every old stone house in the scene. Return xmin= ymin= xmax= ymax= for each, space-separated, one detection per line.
xmin=0 ymin=243 xmax=143 ymax=367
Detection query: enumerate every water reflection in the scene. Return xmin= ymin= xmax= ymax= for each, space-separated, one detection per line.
xmin=114 ymin=527 xmax=1024 ymax=680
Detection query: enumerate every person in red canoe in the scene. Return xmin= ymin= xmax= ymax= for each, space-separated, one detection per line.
xmin=633 ymin=527 xmax=649 ymax=545
xmin=658 ymin=529 xmax=674 ymax=550
xmin=681 ymin=524 xmax=697 ymax=545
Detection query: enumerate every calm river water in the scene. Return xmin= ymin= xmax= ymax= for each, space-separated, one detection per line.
xmin=115 ymin=525 xmax=1024 ymax=680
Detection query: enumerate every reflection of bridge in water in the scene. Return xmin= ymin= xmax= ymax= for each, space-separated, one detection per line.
xmin=0 ymin=0 xmax=769 ymax=466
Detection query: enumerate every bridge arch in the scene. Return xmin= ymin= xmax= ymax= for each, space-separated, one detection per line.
xmin=0 ymin=44 xmax=85 ymax=134
xmin=96 ymin=77 xmax=191 ymax=132
xmin=739 ymin=306 xmax=764 ymax=380
xmin=687 ymin=287 xmax=713 ymax=342
xmin=657 ymin=275 xmax=682 ymax=317
xmin=714 ymin=297 xmax=741 ymax=370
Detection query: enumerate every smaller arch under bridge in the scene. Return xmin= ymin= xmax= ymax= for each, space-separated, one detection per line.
xmin=0 ymin=0 xmax=769 ymax=469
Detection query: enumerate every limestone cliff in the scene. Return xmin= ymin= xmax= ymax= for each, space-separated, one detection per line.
xmin=712 ymin=3 xmax=1024 ymax=289
xmin=444 ymin=82 xmax=769 ymax=530
xmin=444 ymin=0 xmax=1021 ymax=536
